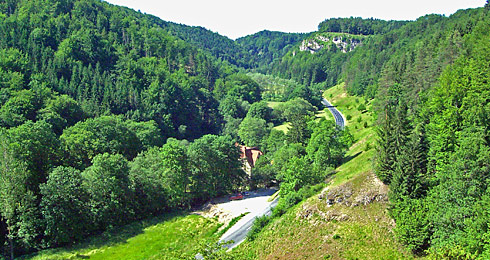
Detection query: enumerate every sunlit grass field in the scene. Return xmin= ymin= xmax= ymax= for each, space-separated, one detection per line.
xmin=24 ymin=214 xmax=221 ymax=260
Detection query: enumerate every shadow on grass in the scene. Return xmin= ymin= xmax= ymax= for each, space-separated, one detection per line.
xmin=20 ymin=211 xmax=189 ymax=259
xmin=343 ymin=151 xmax=362 ymax=164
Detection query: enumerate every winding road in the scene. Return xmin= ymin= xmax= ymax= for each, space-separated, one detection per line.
xmin=321 ymin=98 xmax=345 ymax=128
xmin=195 ymin=189 xmax=278 ymax=259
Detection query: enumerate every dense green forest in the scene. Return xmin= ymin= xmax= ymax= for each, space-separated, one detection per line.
xmin=0 ymin=0 xmax=346 ymax=258
xmin=0 ymin=0 xmax=253 ymax=257
xmin=0 ymin=0 xmax=489 ymax=258
xmin=372 ymin=7 xmax=490 ymax=258
xmin=236 ymin=30 xmax=307 ymax=71
xmin=279 ymin=3 xmax=489 ymax=258
xmin=247 ymin=5 xmax=490 ymax=259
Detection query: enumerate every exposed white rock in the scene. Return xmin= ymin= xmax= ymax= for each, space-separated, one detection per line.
xmin=299 ymin=39 xmax=323 ymax=54
xmin=299 ymin=34 xmax=364 ymax=54
xmin=316 ymin=35 xmax=330 ymax=42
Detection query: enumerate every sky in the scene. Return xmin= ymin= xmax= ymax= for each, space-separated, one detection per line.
xmin=104 ymin=0 xmax=486 ymax=39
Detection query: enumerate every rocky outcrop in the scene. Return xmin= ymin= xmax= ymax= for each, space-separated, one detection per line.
xmin=299 ymin=39 xmax=323 ymax=54
xmin=299 ymin=34 xmax=364 ymax=54
xmin=317 ymin=173 xmax=388 ymax=208
xmin=296 ymin=172 xmax=388 ymax=225
xmin=297 ymin=204 xmax=350 ymax=222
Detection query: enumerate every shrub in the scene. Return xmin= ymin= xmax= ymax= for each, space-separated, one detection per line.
xmin=273 ymin=184 xmax=325 ymax=218
xmin=357 ymin=103 xmax=366 ymax=111
xmin=247 ymin=215 xmax=271 ymax=241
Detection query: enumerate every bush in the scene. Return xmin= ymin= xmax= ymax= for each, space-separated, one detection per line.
xmin=247 ymin=215 xmax=271 ymax=241
xmin=357 ymin=103 xmax=366 ymax=111
xmin=273 ymin=184 xmax=325 ymax=218
xmin=364 ymin=142 xmax=371 ymax=151
xmin=273 ymin=191 xmax=302 ymax=217
xmin=346 ymin=114 xmax=352 ymax=120
xmin=247 ymin=184 xmax=325 ymax=242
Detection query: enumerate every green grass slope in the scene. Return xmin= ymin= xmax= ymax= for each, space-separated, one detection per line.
xmin=232 ymin=84 xmax=415 ymax=259
xmin=23 ymin=214 xmax=220 ymax=260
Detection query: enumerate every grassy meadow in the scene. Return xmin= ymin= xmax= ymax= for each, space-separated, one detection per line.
xmin=23 ymin=214 xmax=221 ymax=260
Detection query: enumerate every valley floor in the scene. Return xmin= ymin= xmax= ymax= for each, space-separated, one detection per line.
xmin=25 ymin=84 xmax=417 ymax=260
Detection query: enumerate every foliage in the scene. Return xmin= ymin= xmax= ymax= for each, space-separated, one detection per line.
xmin=0 ymin=133 xmax=32 ymax=259
xmin=238 ymin=116 xmax=270 ymax=148
xmin=237 ymin=30 xmax=307 ymax=70
xmin=272 ymin=184 xmax=324 ymax=218
xmin=129 ymin=141 xmax=191 ymax=214
xmin=371 ymin=7 xmax=490 ymax=257
xmin=318 ymin=17 xmax=407 ymax=35
xmin=7 ymin=120 xmax=60 ymax=191
xmin=124 ymin=120 xmax=163 ymax=150
xmin=247 ymin=215 xmax=271 ymax=241
xmin=82 ymin=153 xmax=134 ymax=230
xmin=2 ymin=0 xmax=489 ymax=257
xmin=40 ymin=166 xmax=90 ymax=247
xmin=60 ymin=116 xmax=142 ymax=169
xmin=246 ymin=101 xmax=272 ymax=122
xmin=307 ymin=118 xmax=352 ymax=170
xmin=187 ymin=135 xmax=246 ymax=202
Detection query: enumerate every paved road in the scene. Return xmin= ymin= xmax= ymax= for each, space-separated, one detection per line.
xmin=219 ymin=190 xmax=279 ymax=250
xmin=195 ymin=189 xmax=278 ymax=258
xmin=321 ymin=98 xmax=345 ymax=128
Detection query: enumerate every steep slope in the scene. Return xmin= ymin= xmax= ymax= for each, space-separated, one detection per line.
xmin=240 ymin=7 xmax=490 ymax=259
xmin=0 ymin=0 xmax=249 ymax=139
xmin=268 ymin=17 xmax=406 ymax=87
xmin=230 ymin=84 xmax=413 ymax=259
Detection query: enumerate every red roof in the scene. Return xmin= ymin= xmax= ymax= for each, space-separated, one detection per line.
xmin=238 ymin=145 xmax=263 ymax=167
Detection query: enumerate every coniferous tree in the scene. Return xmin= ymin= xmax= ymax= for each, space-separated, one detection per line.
xmin=375 ymin=106 xmax=395 ymax=183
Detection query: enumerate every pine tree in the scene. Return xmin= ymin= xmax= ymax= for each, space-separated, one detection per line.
xmin=375 ymin=105 xmax=396 ymax=183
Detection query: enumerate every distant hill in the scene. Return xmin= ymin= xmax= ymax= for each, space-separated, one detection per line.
xmin=237 ymin=30 xmax=308 ymax=70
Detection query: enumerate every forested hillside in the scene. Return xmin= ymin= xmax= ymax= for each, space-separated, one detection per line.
xmin=267 ymin=5 xmax=490 ymax=258
xmin=268 ymin=18 xmax=407 ymax=87
xmin=238 ymin=5 xmax=490 ymax=259
xmin=0 ymin=0 xmax=258 ymax=257
xmin=0 ymin=0 xmax=345 ymax=258
xmin=237 ymin=30 xmax=307 ymax=71
xmin=268 ymin=3 xmax=490 ymax=258
xmin=1 ymin=0 xmax=489 ymax=258
xmin=373 ymin=7 xmax=490 ymax=258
